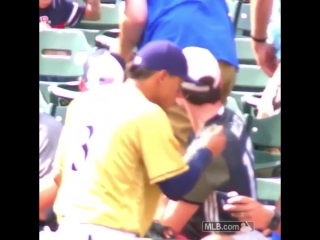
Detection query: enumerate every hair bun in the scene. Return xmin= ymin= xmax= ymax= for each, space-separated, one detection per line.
xmin=198 ymin=76 xmax=215 ymax=86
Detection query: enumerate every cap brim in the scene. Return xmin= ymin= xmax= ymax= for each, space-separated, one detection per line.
xmin=49 ymin=85 xmax=80 ymax=100
xmin=182 ymin=75 xmax=198 ymax=84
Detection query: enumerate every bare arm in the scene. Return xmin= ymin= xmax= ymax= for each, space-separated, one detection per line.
xmin=83 ymin=0 xmax=101 ymax=21
xmin=40 ymin=178 xmax=58 ymax=212
xmin=119 ymin=0 xmax=147 ymax=61
xmin=250 ymin=0 xmax=274 ymax=38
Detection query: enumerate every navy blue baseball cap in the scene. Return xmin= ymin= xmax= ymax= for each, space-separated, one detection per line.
xmin=132 ymin=40 xmax=196 ymax=83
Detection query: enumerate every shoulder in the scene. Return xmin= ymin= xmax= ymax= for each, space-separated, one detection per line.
xmin=138 ymin=102 xmax=168 ymax=123
xmin=223 ymin=109 xmax=246 ymax=140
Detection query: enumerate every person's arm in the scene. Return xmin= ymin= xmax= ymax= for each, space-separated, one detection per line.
xmin=119 ymin=0 xmax=147 ymax=61
xmin=40 ymin=178 xmax=58 ymax=211
xmin=265 ymin=197 xmax=280 ymax=235
xmin=162 ymin=153 xmax=230 ymax=233
xmin=39 ymin=114 xmax=63 ymax=212
xmin=39 ymin=100 xmax=75 ymax=214
xmin=139 ymin=107 xmax=213 ymax=201
xmin=59 ymin=0 xmax=101 ymax=28
xmin=250 ymin=0 xmax=273 ymax=39
xmin=83 ymin=0 xmax=101 ymax=20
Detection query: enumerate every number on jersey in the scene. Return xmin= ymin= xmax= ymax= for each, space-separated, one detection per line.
xmin=71 ymin=126 xmax=94 ymax=171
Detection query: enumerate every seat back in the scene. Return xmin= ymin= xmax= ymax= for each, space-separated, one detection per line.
xmin=249 ymin=113 xmax=281 ymax=147
xmin=235 ymin=38 xmax=255 ymax=64
xmin=235 ymin=65 xmax=269 ymax=91
xmin=246 ymin=113 xmax=281 ymax=174
xmin=40 ymin=29 xmax=90 ymax=77
xmin=39 ymin=89 xmax=53 ymax=114
xmin=236 ymin=3 xmax=250 ymax=36
xmin=256 ymin=178 xmax=280 ymax=202
xmin=77 ymin=29 xmax=102 ymax=46
xmin=52 ymin=105 xmax=68 ymax=124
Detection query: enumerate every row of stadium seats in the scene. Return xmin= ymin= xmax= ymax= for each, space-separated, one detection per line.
xmin=39 ymin=31 xmax=267 ymax=102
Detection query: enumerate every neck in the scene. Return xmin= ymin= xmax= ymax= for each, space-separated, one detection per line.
xmin=125 ymin=78 xmax=156 ymax=102
xmin=185 ymin=102 xmax=223 ymax=135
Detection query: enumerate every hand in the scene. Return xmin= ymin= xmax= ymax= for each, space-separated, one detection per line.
xmin=109 ymin=40 xmax=135 ymax=63
xmin=252 ymin=41 xmax=278 ymax=77
xmin=223 ymin=191 xmax=274 ymax=230
xmin=204 ymin=125 xmax=226 ymax=157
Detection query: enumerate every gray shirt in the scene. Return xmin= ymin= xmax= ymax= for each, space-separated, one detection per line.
xmin=39 ymin=113 xmax=63 ymax=179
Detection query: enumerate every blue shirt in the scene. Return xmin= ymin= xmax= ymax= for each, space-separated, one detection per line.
xmin=267 ymin=0 xmax=281 ymax=60
xmin=271 ymin=232 xmax=281 ymax=240
xmin=138 ymin=0 xmax=238 ymax=68
xmin=39 ymin=0 xmax=85 ymax=28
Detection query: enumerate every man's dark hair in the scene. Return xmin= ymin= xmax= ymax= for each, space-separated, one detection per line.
xmin=126 ymin=62 xmax=156 ymax=80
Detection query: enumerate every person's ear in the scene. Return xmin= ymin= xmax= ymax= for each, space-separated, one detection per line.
xmin=155 ymin=70 xmax=169 ymax=83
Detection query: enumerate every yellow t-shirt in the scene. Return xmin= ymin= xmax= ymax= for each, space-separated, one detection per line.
xmin=53 ymin=84 xmax=188 ymax=236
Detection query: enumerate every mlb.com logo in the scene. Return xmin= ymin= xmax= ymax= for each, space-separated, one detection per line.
xmin=202 ymin=221 xmax=254 ymax=233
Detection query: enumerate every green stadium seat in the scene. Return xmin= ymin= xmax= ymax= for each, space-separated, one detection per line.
xmin=229 ymin=91 xmax=260 ymax=111
xmin=248 ymin=113 xmax=281 ymax=172
xmin=40 ymin=28 xmax=90 ymax=77
xmin=40 ymin=29 xmax=90 ymax=100
xmin=40 ymin=82 xmax=61 ymax=104
xmin=249 ymin=113 xmax=280 ymax=147
xmin=256 ymin=178 xmax=280 ymax=202
xmin=235 ymin=38 xmax=255 ymax=64
xmin=52 ymin=105 xmax=68 ymax=124
xmin=39 ymin=90 xmax=53 ymax=114
xmin=78 ymin=29 xmax=103 ymax=46
xmin=49 ymin=82 xmax=80 ymax=106
xmin=230 ymin=65 xmax=268 ymax=109
xmin=237 ymin=3 xmax=250 ymax=35
xmin=235 ymin=65 xmax=269 ymax=90
xmin=76 ymin=1 xmax=124 ymax=30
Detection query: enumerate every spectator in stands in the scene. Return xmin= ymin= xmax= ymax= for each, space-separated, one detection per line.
xmin=201 ymin=193 xmax=281 ymax=240
xmin=39 ymin=113 xmax=63 ymax=231
xmin=250 ymin=0 xmax=281 ymax=118
xmin=46 ymin=41 xmax=226 ymax=239
xmin=39 ymin=0 xmax=101 ymax=28
xmin=50 ymin=45 xmax=125 ymax=100
xmin=153 ymin=47 xmax=257 ymax=240
xmin=39 ymin=39 xmax=125 ymax=235
xmin=39 ymin=0 xmax=102 ymax=83
xmin=116 ymin=0 xmax=238 ymax=154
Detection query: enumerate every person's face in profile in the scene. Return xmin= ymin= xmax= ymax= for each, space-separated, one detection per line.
xmin=154 ymin=70 xmax=182 ymax=110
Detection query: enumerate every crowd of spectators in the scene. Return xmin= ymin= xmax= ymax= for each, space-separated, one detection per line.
xmin=39 ymin=0 xmax=281 ymax=239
